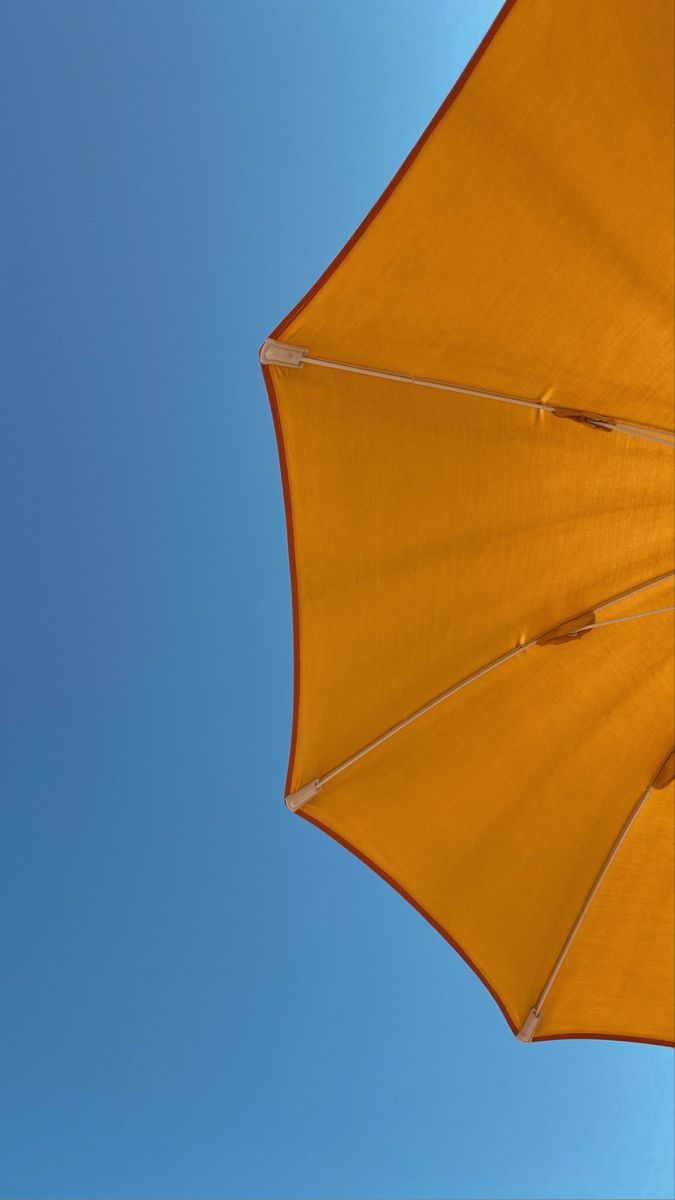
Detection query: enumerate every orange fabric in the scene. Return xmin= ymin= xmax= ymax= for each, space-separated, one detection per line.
xmin=262 ymin=0 xmax=675 ymax=1044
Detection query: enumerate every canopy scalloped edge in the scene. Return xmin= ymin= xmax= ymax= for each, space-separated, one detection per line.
xmin=260 ymin=0 xmax=675 ymax=1048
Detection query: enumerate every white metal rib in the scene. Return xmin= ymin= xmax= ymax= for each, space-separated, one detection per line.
xmin=303 ymin=353 xmax=544 ymax=411
xmin=592 ymin=570 xmax=675 ymax=615
xmin=301 ymin=352 xmax=675 ymax=446
xmin=320 ymin=642 xmax=526 ymax=789
xmin=593 ymin=426 xmax=675 ymax=447
xmin=286 ymin=569 xmax=675 ymax=806
xmin=528 ymin=745 xmax=675 ymax=1024
xmin=601 ymin=426 xmax=675 ymax=447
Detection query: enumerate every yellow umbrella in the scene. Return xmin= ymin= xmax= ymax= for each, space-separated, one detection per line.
xmin=260 ymin=0 xmax=674 ymax=1045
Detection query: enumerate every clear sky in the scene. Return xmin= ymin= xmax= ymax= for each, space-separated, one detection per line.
xmin=1 ymin=2 xmax=673 ymax=1197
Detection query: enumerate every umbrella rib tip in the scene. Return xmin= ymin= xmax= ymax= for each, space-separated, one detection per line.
xmin=517 ymin=1008 xmax=542 ymax=1043
xmin=285 ymin=779 xmax=322 ymax=811
xmin=260 ymin=338 xmax=308 ymax=369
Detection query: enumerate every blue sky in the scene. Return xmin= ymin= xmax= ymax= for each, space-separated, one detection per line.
xmin=1 ymin=2 xmax=673 ymax=1197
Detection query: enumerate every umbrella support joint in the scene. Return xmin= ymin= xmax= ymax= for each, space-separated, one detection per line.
xmin=260 ymin=338 xmax=307 ymax=368
xmin=517 ymin=1008 xmax=541 ymax=1043
xmin=537 ymin=610 xmax=596 ymax=645
xmin=285 ymin=779 xmax=321 ymax=811
xmin=552 ymin=408 xmax=616 ymax=433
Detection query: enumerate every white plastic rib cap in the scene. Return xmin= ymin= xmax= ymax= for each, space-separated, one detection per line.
xmin=517 ymin=1008 xmax=542 ymax=1043
xmin=285 ymin=779 xmax=321 ymax=811
xmin=260 ymin=338 xmax=307 ymax=368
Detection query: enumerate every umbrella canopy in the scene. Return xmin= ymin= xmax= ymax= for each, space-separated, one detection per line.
xmin=260 ymin=0 xmax=674 ymax=1045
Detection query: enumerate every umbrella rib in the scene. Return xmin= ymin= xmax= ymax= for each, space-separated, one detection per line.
xmin=517 ymin=745 xmax=675 ymax=1043
xmin=575 ymin=605 xmax=674 ymax=633
xmin=303 ymin=355 xmax=674 ymax=445
xmin=285 ymin=569 xmax=675 ymax=809
xmin=260 ymin=340 xmax=675 ymax=446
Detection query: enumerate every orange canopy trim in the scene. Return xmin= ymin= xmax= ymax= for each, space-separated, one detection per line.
xmin=267 ymin=0 xmax=521 ymax=350
xmin=261 ymin=0 xmax=675 ymax=1046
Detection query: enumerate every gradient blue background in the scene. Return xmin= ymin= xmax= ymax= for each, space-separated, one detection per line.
xmin=1 ymin=3 xmax=673 ymax=1197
